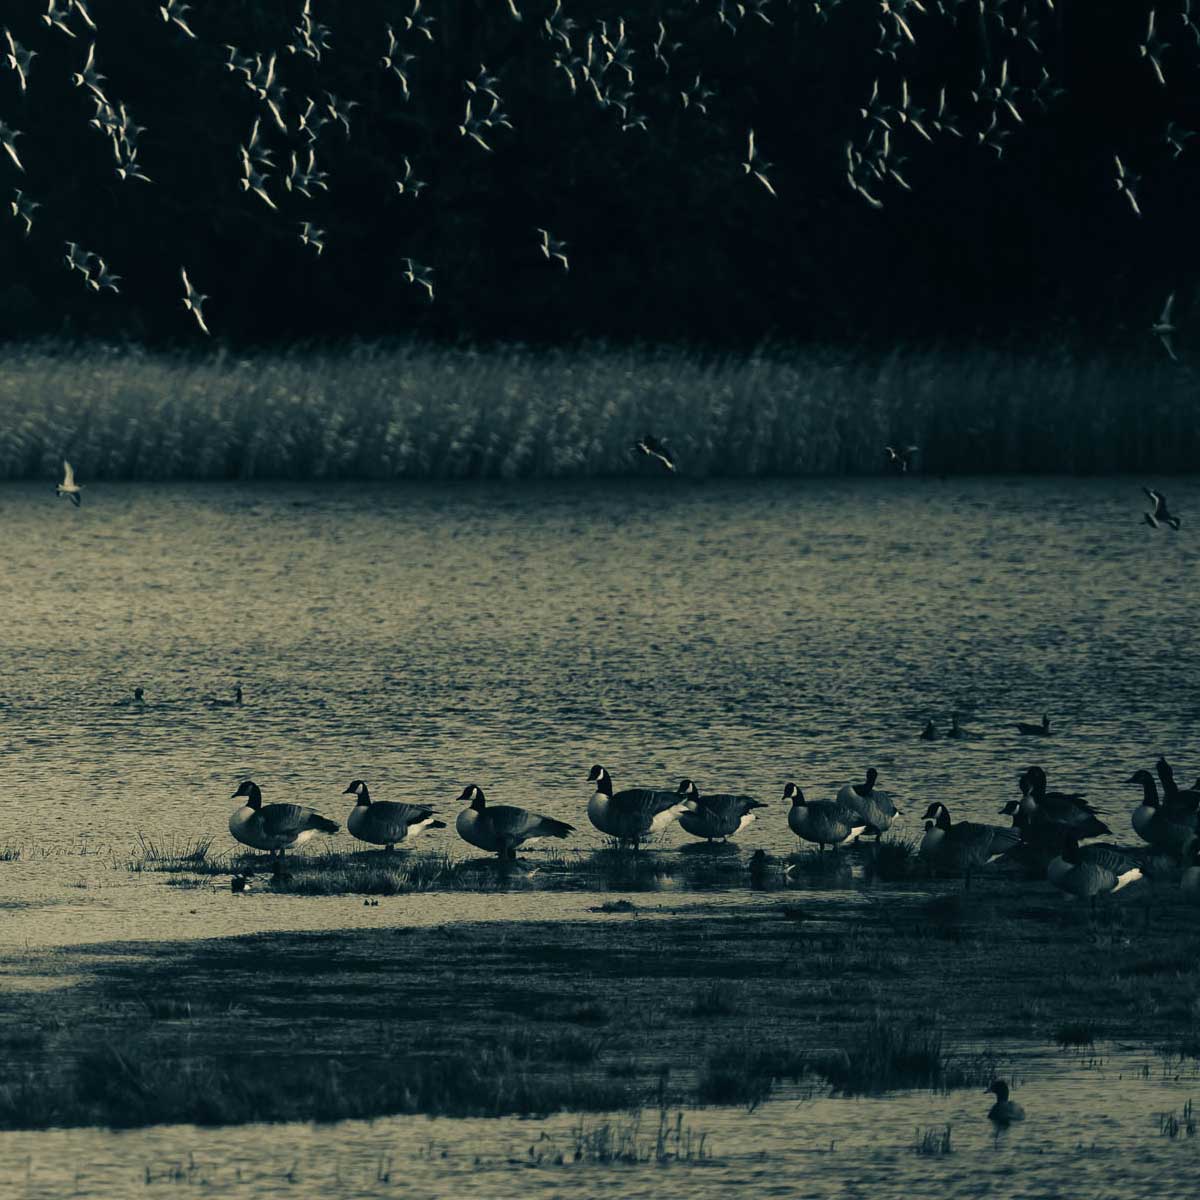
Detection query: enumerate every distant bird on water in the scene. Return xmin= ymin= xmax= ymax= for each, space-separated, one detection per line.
xmin=633 ymin=434 xmax=676 ymax=472
xmin=180 ymin=266 xmax=210 ymax=335
xmin=884 ymin=444 xmax=919 ymax=472
xmin=206 ymin=685 xmax=243 ymax=707
xmin=56 ymin=460 xmax=81 ymax=506
xmin=919 ymin=719 xmax=938 ymax=740
xmin=1017 ymin=713 xmax=1051 ymax=736
xmin=985 ymin=1080 xmax=1025 ymax=1124
xmin=1152 ymin=293 xmax=1178 ymax=360
xmin=1143 ymin=487 xmax=1181 ymax=530
xmin=115 ymin=687 xmax=145 ymax=706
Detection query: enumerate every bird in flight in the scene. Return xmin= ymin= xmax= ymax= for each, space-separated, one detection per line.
xmin=0 ymin=120 xmax=24 ymax=171
xmin=884 ymin=444 xmax=919 ymax=473
xmin=180 ymin=266 xmax=210 ymax=335
xmin=634 ymin=434 xmax=676 ymax=472
xmin=1152 ymin=292 xmax=1177 ymax=360
xmin=3 ymin=29 xmax=35 ymax=92
xmin=1143 ymin=488 xmax=1181 ymax=530
xmin=742 ymin=129 xmax=776 ymax=196
xmin=536 ymin=228 xmax=569 ymax=272
xmin=10 ymin=189 xmax=38 ymax=235
xmin=1114 ymin=155 xmax=1142 ymax=217
xmin=56 ymin=460 xmax=82 ymax=506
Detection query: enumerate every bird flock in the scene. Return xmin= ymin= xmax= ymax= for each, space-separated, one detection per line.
xmin=0 ymin=2 xmax=1187 ymax=349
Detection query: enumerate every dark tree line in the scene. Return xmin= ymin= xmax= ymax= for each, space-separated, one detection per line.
xmin=0 ymin=0 xmax=1193 ymax=350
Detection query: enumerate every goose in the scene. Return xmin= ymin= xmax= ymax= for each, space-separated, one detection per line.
xmin=344 ymin=780 xmax=446 ymax=850
xmin=56 ymin=460 xmax=81 ymax=506
xmin=919 ymin=802 xmax=1020 ymax=886
xmin=985 ymin=1080 xmax=1025 ymax=1124
xmin=1155 ymin=757 xmax=1200 ymax=812
xmin=783 ymin=783 xmax=867 ymax=853
xmin=454 ymin=785 xmax=573 ymax=859
xmin=1016 ymin=713 xmax=1051 ymax=736
xmin=586 ymin=765 xmax=686 ymax=848
xmin=675 ymin=779 xmax=764 ymax=842
xmin=632 ymin=434 xmax=676 ymax=472
xmin=1047 ymin=838 xmax=1143 ymax=912
xmin=230 ymin=873 xmax=252 ymax=894
xmin=835 ymin=768 xmax=900 ymax=840
xmin=919 ymin=719 xmax=939 ymax=741
xmin=748 ymin=848 xmax=794 ymax=883
xmin=1018 ymin=768 xmax=1109 ymax=839
xmin=1128 ymin=770 xmax=1200 ymax=853
xmin=229 ymin=781 xmax=339 ymax=857
xmin=115 ymin=686 xmax=145 ymax=706
xmin=206 ymin=685 xmax=243 ymax=707
xmin=1143 ymin=487 xmax=1181 ymax=530
xmin=946 ymin=714 xmax=967 ymax=739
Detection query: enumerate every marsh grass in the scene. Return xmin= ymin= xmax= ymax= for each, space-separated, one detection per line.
xmin=560 ymin=1108 xmax=711 ymax=1165
xmin=1 ymin=341 xmax=1195 ymax=481
xmin=914 ymin=1126 xmax=954 ymax=1156
xmin=1159 ymin=1100 xmax=1197 ymax=1138
xmin=697 ymin=1045 xmax=809 ymax=1109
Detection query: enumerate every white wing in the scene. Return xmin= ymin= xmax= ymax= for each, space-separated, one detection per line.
xmin=62 ymin=460 xmax=75 ymax=487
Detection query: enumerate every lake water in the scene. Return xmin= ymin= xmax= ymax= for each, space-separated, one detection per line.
xmin=0 ymin=1047 xmax=1196 ymax=1199
xmin=0 ymin=477 xmax=1198 ymax=944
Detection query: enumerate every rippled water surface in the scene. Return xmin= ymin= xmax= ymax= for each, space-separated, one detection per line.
xmin=1 ymin=477 xmax=1198 ymax=942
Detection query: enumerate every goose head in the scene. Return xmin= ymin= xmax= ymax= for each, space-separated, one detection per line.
xmin=1023 ymin=766 xmax=1047 ymax=797
xmin=863 ymin=767 xmax=879 ymax=791
xmin=344 ymin=779 xmax=371 ymax=805
xmin=1128 ymin=769 xmax=1159 ymax=805
xmin=1156 ymin=756 xmax=1178 ymax=792
xmin=922 ymin=720 xmax=936 ymax=736
xmin=921 ymin=802 xmax=951 ymax=829
xmin=457 ymin=784 xmax=487 ymax=811
xmin=782 ymin=782 xmax=805 ymax=807
xmin=133 ymin=687 xmax=145 ymax=701
xmin=985 ymin=1080 xmax=1012 ymax=1101
xmin=676 ymin=779 xmax=700 ymax=803
xmin=232 ymin=780 xmax=262 ymax=809
xmin=588 ymin=765 xmax=612 ymax=795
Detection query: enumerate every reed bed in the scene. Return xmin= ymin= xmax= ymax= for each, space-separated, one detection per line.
xmin=0 ymin=341 xmax=1194 ymax=480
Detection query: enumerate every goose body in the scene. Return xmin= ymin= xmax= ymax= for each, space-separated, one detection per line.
xmin=919 ymin=720 xmax=939 ymax=741
xmin=919 ymin=802 xmax=1020 ymax=885
xmin=835 ymin=768 xmax=900 ymax=839
xmin=455 ymin=785 xmax=573 ymax=859
xmin=986 ymin=1080 xmax=1025 ymax=1124
xmin=1128 ymin=770 xmax=1200 ymax=854
xmin=783 ymin=783 xmax=867 ymax=852
xmin=344 ymin=780 xmax=446 ymax=850
xmin=1017 ymin=714 xmax=1051 ymax=736
xmin=1017 ymin=769 xmax=1109 ymax=840
xmin=586 ymin=765 xmax=686 ymax=847
xmin=229 ymin=781 xmax=339 ymax=856
xmin=946 ymin=715 xmax=967 ymax=739
xmin=1047 ymin=839 xmax=1143 ymax=909
xmin=675 ymin=779 xmax=764 ymax=842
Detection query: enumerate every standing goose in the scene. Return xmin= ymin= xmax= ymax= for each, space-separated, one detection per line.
xmin=1155 ymin=756 xmax=1200 ymax=813
xmin=985 ymin=1080 xmax=1025 ymax=1124
xmin=919 ymin=802 xmax=1020 ymax=887
xmin=455 ymin=785 xmax=574 ymax=859
xmin=1046 ymin=837 xmax=1143 ymax=913
xmin=344 ymin=780 xmax=446 ymax=851
xmin=56 ymin=460 xmax=81 ymax=506
xmin=1127 ymin=770 xmax=1200 ymax=854
xmin=783 ymin=783 xmax=867 ymax=854
xmin=675 ymin=779 xmax=764 ymax=843
xmin=835 ymin=768 xmax=900 ymax=841
xmin=586 ymin=765 xmax=686 ymax=848
xmin=1018 ymin=768 xmax=1109 ymax=839
xmin=229 ymin=781 xmax=339 ymax=857
xmin=1016 ymin=713 xmax=1051 ymax=736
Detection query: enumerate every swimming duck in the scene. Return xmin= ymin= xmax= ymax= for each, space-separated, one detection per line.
xmin=985 ymin=1080 xmax=1025 ymax=1124
xmin=344 ymin=780 xmax=446 ymax=851
xmin=919 ymin=802 xmax=1020 ymax=886
xmin=229 ymin=781 xmax=339 ymax=857
xmin=835 ymin=768 xmax=900 ymax=841
xmin=919 ymin=720 xmax=939 ymax=741
xmin=783 ymin=783 xmax=867 ymax=853
xmin=1016 ymin=714 xmax=1051 ymax=736
xmin=115 ymin=687 xmax=146 ymax=706
xmin=586 ymin=766 xmax=687 ymax=849
xmin=675 ymin=780 xmax=764 ymax=842
xmin=1128 ymin=770 xmax=1200 ymax=854
xmin=1046 ymin=838 xmax=1143 ymax=912
xmin=206 ymin=685 xmax=243 ymax=707
xmin=455 ymin=785 xmax=574 ymax=859
xmin=946 ymin=715 xmax=967 ymax=739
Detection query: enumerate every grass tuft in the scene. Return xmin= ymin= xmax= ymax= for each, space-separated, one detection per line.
xmin=914 ymin=1125 xmax=954 ymax=1156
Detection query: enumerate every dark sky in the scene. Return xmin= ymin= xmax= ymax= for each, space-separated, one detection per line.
xmin=0 ymin=0 xmax=1190 ymax=349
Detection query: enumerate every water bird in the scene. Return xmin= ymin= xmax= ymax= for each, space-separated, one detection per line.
xmin=56 ymin=460 xmax=82 ymax=506
xmin=298 ymin=222 xmax=324 ymax=256
xmin=748 ymin=848 xmax=794 ymax=883
xmin=835 ymin=768 xmax=900 ymax=840
xmin=783 ymin=783 xmax=867 ymax=853
xmin=946 ymin=714 xmax=967 ymax=739
xmin=206 ymin=685 xmax=243 ymax=707
xmin=1047 ymin=838 xmax=1143 ymax=912
xmin=536 ymin=228 xmax=569 ymax=272
xmin=675 ymin=780 xmax=765 ymax=842
xmin=159 ymin=1 xmax=197 ymax=39
xmin=394 ymin=157 xmax=426 ymax=198
xmin=229 ymin=781 xmax=339 ymax=857
xmin=344 ymin=780 xmax=446 ymax=850
xmin=70 ymin=42 xmax=106 ymax=100
xmin=115 ymin=687 xmax=145 ymax=706
xmin=1152 ymin=293 xmax=1178 ymax=360
xmin=633 ymin=434 xmax=676 ymax=471
xmin=1017 ymin=713 xmax=1051 ymax=736
xmin=0 ymin=120 xmax=24 ymax=171
xmin=985 ymin=1080 xmax=1025 ymax=1124
xmin=1142 ymin=487 xmax=1181 ymax=530
xmin=404 ymin=0 xmax=436 ymax=41
xmin=586 ymin=765 xmax=687 ymax=849
xmin=1014 ymin=769 xmax=1109 ymax=841
xmin=884 ymin=444 xmax=918 ymax=472
xmin=42 ymin=1 xmax=77 ymax=37
xmin=1113 ymin=155 xmax=1142 ymax=217
xmin=1128 ymin=770 xmax=1200 ymax=853
xmin=401 ymin=259 xmax=435 ymax=302
xmin=9 ymin=189 xmax=37 ymax=235
xmin=742 ymin=129 xmax=776 ymax=196
xmin=919 ymin=802 xmax=1020 ymax=886
xmin=3 ymin=29 xmax=35 ymax=92
xmin=919 ymin=719 xmax=939 ymax=740
xmin=230 ymin=873 xmax=252 ymax=894
xmin=454 ymin=785 xmax=573 ymax=859
xmin=180 ymin=267 xmax=210 ymax=335
xmin=1155 ymin=756 xmax=1200 ymax=811
xmin=1139 ymin=9 xmax=1169 ymax=86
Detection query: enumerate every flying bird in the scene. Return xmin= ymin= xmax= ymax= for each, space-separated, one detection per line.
xmin=0 ymin=121 xmax=24 ymax=171
xmin=9 ymin=189 xmax=38 ymax=235
xmin=3 ymin=29 xmax=35 ymax=92
xmin=401 ymin=258 xmax=435 ymax=301
xmin=1152 ymin=292 xmax=1178 ymax=360
xmin=536 ymin=228 xmax=569 ymax=271
xmin=298 ymin=221 xmax=325 ymax=255
xmin=884 ymin=444 xmax=919 ymax=472
xmin=742 ymin=129 xmax=776 ymax=195
xmin=1114 ymin=155 xmax=1142 ymax=217
xmin=1143 ymin=487 xmax=1181 ymax=530
xmin=180 ymin=266 xmax=210 ymax=335
xmin=159 ymin=1 xmax=197 ymax=39
xmin=56 ymin=460 xmax=82 ymax=506
xmin=633 ymin=434 xmax=676 ymax=472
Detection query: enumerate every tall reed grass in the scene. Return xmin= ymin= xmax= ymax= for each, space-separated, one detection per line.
xmin=0 ymin=341 xmax=1192 ymax=479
